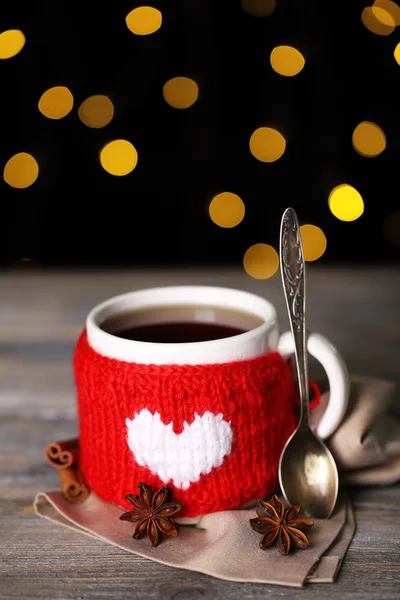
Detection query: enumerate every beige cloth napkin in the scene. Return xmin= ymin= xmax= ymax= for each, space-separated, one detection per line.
xmin=312 ymin=375 xmax=400 ymax=485
xmin=34 ymin=375 xmax=399 ymax=587
xmin=34 ymin=490 xmax=354 ymax=588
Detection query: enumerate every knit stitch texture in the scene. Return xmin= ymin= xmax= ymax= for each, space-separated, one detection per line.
xmin=74 ymin=330 xmax=298 ymax=517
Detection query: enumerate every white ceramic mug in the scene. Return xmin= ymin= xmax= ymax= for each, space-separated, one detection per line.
xmin=87 ymin=285 xmax=349 ymax=439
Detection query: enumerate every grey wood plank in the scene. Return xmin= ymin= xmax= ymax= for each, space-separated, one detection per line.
xmin=1 ymin=268 xmax=399 ymax=599
xmin=1 ymin=482 xmax=399 ymax=600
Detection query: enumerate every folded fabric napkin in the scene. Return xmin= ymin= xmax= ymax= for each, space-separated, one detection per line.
xmin=34 ymin=490 xmax=354 ymax=588
xmin=34 ymin=375 xmax=399 ymax=587
xmin=312 ymin=375 xmax=400 ymax=485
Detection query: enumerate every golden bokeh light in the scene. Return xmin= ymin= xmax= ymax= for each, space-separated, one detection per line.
xmin=0 ymin=29 xmax=25 ymax=59
xmin=3 ymin=152 xmax=39 ymax=189
xmin=328 ymin=184 xmax=364 ymax=222
xmin=382 ymin=211 xmax=400 ymax=245
xmin=352 ymin=121 xmax=386 ymax=157
xmin=163 ymin=77 xmax=199 ymax=109
xmin=100 ymin=139 xmax=138 ymax=176
xmin=38 ymin=86 xmax=74 ymax=120
xmin=78 ymin=95 xmax=114 ymax=128
xmin=209 ymin=192 xmax=245 ymax=228
xmin=243 ymin=243 xmax=279 ymax=279
xmin=394 ymin=42 xmax=400 ymax=64
xmin=300 ymin=225 xmax=327 ymax=261
xmin=125 ymin=6 xmax=162 ymax=35
xmin=241 ymin=0 xmax=276 ymax=16
xmin=249 ymin=127 xmax=286 ymax=162
xmin=361 ymin=6 xmax=395 ymax=35
xmin=373 ymin=0 xmax=400 ymax=25
xmin=270 ymin=46 xmax=305 ymax=77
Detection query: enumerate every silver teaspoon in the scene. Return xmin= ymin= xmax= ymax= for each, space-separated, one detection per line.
xmin=278 ymin=207 xmax=339 ymax=519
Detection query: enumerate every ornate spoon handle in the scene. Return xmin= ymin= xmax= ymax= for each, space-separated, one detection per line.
xmin=279 ymin=207 xmax=310 ymax=427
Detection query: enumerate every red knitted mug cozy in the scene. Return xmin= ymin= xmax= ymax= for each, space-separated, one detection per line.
xmin=74 ymin=330 xmax=302 ymax=518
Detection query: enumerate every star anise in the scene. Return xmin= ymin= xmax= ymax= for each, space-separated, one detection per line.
xmin=249 ymin=494 xmax=313 ymax=555
xmin=120 ymin=482 xmax=183 ymax=547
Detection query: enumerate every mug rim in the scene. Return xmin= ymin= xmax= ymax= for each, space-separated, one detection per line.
xmin=86 ymin=285 xmax=278 ymax=365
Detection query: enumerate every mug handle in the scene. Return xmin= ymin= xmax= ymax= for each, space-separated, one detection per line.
xmin=277 ymin=331 xmax=350 ymax=440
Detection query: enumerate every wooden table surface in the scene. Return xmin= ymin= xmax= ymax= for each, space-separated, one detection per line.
xmin=1 ymin=266 xmax=399 ymax=599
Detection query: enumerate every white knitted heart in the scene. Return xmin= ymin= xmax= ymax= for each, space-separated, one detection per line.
xmin=125 ymin=409 xmax=233 ymax=489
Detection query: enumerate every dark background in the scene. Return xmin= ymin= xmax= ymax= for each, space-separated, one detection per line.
xmin=1 ymin=0 xmax=399 ymax=267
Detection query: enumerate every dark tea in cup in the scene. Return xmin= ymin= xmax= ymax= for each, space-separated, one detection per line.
xmin=100 ymin=305 xmax=265 ymax=343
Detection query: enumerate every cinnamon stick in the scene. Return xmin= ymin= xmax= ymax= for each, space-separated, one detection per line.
xmin=59 ymin=467 xmax=90 ymax=504
xmin=45 ymin=438 xmax=80 ymax=470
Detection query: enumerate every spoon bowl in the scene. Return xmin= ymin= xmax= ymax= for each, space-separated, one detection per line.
xmin=278 ymin=425 xmax=339 ymax=518
xmin=278 ymin=207 xmax=339 ymax=519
